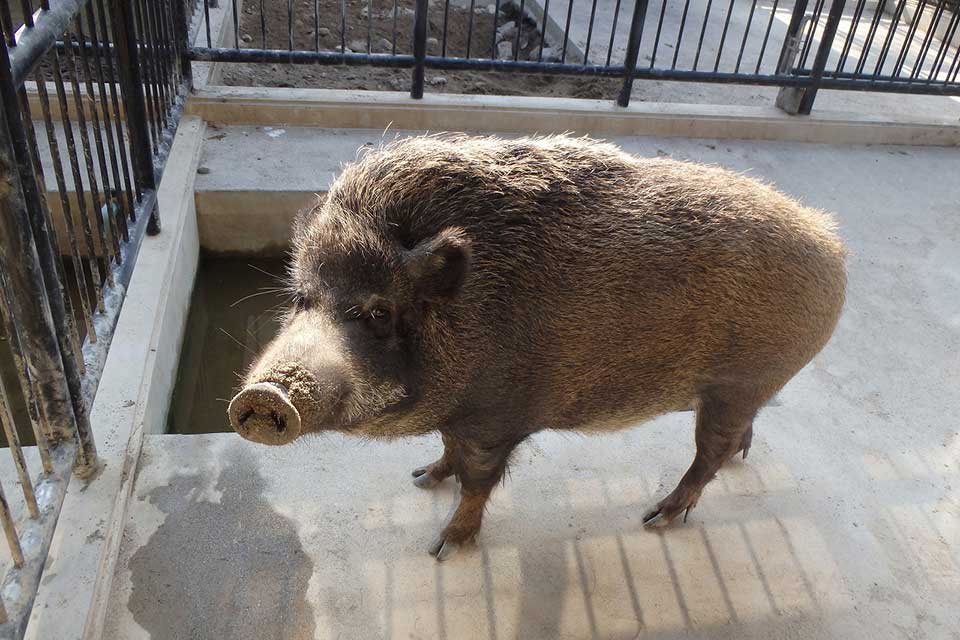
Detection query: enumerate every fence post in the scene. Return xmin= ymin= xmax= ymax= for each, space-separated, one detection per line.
xmin=110 ymin=0 xmax=161 ymax=234
xmin=0 ymin=43 xmax=97 ymax=472
xmin=776 ymin=0 xmax=847 ymax=114
xmin=411 ymin=0 xmax=428 ymax=99
xmin=617 ymin=0 xmax=650 ymax=107
xmin=173 ymin=0 xmax=194 ymax=85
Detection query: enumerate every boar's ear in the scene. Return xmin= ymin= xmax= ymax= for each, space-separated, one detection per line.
xmin=292 ymin=200 xmax=322 ymax=240
xmin=404 ymin=227 xmax=472 ymax=301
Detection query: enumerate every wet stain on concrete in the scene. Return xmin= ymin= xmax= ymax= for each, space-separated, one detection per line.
xmin=127 ymin=447 xmax=316 ymax=640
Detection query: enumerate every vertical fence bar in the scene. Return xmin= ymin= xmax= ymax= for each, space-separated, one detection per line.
xmin=649 ymin=0 xmax=668 ymax=67
xmin=133 ymin=0 xmax=161 ymax=151
xmin=0 ymin=269 xmax=54 ymax=474
xmin=288 ymin=0 xmax=294 ymax=51
xmin=111 ymin=0 xmax=160 ymax=234
xmin=909 ymin=1 xmax=945 ymax=80
xmin=32 ymin=66 xmax=98 ymax=344
xmin=86 ymin=1 xmax=129 ymax=244
xmin=540 ymin=0 xmax=552 ymax=62
xmin=560 ymin=0 xmax=574 ymax=62
xmin=491 ymin=0 xmax=502 ymax=60
xmin=512 ymin=0 xmax=524 ymax=61
xmin=96 ymin=0 xmax=138 ymax=220
xmin=466 ymin=0 xmax=476 ymax=58
xmin=0 ymin=480 xmax=24 ymax=569
xmin=392 ymin=0 xmax=399 ymax=55
xmin=137 ymin=0 xmax=168 ymax=137
xmin=411 ymin=0 xmax=428 ymax=98
xmin=755 ymin=0 xmax=781 ymax=74
xmin=891 ymin=0 xmax=928 ymax=77
xmin=852 ymin=0 xmax=886 ymax=75
xmin=788 ymin=0 xmax=847 ymax=114
xmin=928 ymin=8 xmax=960 ymax=83
xmin=797 ymin=0 xmax=826 ymax=69
xmin=442 ymin=0 xmax=451 ymax=56
xmin=584 ymin=0 xmax=600 ymax=63
xmin=693 ymin=0 xmax=713 ymax=71
xmin=713 ymin=0 xmax=736 ymax=71
xmin=464 ymin=0 xmax=476 ymax=58
xmin=734 ymin=0 xmax=758 ymax=73
xmin=64 ymin=26 xmax=116 ymax=280
xmin=314 ymin=0 xmax=319 ymax=52
xmin=204 ymin=0 xmax=213 ymax=47
xmin=0 ymin=367 xmax=39 ymax=519
xmin=49 ymin=48 xmax=108 ymax=313
xmin=605 ymin=0 xmax=622 ymax=66
xmin=618 ymin=0 xmax=649 ymax=107
xmin=777 ymin=0 xmax=811 ymax=74
xmin=835 ymin=0 xmax=867 ymax=72
xmin=671 ymin=0 xmax=693 ymax=69
xmin=872 ymin=0 xmax=907 ymax=75
xmin=74 ymin=16 xmax=122 ymax=265
xmin=232 ymin=0 xmax=240 ymax=48
xmin=0 ymin=40 xmax=97 ymax=472
xmin=174 ymin=0 xmax=194 ymax=83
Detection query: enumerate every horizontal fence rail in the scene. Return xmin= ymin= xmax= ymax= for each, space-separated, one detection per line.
xmin=0 ymin=0 xmax=189 ymax=636
xmin=187 ymin=0 xmax=960 ymax=111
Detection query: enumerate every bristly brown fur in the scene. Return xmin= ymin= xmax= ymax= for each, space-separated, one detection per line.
xmin=241 ymin=133 xmax=848 ymax=547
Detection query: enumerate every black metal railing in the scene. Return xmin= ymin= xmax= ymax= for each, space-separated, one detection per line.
xmin=0 ymin=0 xmax=188 ymax=635
xmin=188 ymin=0 xmax=960 ymax=112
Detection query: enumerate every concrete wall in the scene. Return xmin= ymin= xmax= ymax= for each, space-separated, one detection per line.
xmin=25 ymin=117 xmax=206 ymax=640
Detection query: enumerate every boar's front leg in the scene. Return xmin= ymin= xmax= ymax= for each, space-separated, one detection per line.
xmin=427 ymin=435 xmax=521 ymax=561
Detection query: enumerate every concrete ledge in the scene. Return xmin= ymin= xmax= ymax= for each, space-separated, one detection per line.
xmin=25 ymin=117 xmax=206 ymax=640
xmin=186 ymin=86 xmax=960 ymax=145
xmin=195 ymin=191 xmax=317 ymax=255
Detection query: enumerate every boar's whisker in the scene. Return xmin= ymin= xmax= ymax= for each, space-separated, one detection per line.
xmin=245 ymin=263 xmax=285 ymax=280
xmin=229 ymin=288 xmax=289 ymax=308
xmin=217 ymin=327 xmax=256 ymax=355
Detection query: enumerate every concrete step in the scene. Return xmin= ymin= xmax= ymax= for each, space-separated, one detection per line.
xmin=194 ymin=124 xmax=960 ymax=257
xmin=96 ymin=426 xmax=831 ymax=639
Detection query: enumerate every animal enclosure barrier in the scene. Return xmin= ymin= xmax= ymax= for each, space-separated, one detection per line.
xmin=0 ymin=0 xmax=189 ymax=635
xmin=188 ymin=0 xmax=960 ymax=111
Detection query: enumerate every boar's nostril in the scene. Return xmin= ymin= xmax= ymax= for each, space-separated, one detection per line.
xmin=228 ymin=382 xmax=301 ymax=446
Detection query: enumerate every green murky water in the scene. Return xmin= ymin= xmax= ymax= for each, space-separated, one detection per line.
xmin=167 ymin=256 xmax=290 ymax=434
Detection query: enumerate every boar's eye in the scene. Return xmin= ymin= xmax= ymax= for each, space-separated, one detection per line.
xmin=366 ymin=307 xmax=393 ymax=337
xmin=292 ymin=292 xmax=310 ymax=312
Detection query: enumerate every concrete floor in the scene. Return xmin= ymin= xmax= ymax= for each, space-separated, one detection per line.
xmin=531 ymin=0 xmax=960 ymax=120
xmin=102 ymin=131 xmax=960 ymax=639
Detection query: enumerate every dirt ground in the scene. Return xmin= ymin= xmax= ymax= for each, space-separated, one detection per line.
xmin=219 ymin=0 xmax=620 ymax=99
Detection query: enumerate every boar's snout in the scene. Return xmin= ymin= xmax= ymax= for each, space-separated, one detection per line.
xmin=228 ymin=382 xmax=302 ymax=445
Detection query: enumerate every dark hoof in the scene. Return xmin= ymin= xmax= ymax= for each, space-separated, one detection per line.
xmin=428 ymin=535 xmax=460 ymax=561
xmin=643 ymin=488 xmax=701 ymax=528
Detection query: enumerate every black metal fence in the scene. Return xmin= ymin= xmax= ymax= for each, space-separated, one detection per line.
xmin=0 ymin=0 xmax=188 ymax=634
xmin=189 ymin=0 xmax=960 ymax=111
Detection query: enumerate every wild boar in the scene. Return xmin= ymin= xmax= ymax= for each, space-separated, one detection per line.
xmin=229 ymin=134 xmax=846 ymax=560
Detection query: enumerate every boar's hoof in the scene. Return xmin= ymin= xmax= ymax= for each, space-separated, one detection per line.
xmin=736 ymin=425 xmax=754 ymax=461
xmin=428 ymin=535 xmax=461 ymax=561
xmin=411 ymin=466 xmax=444 ymax=489
xmin=642 ymin=490 xmax=701 ymax=528
xmin=228 ymin=382 xmax=301 ymax=446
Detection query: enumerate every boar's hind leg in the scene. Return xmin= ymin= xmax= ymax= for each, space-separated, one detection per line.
xmin=411 ymin=433 xmax=458 ymax=489
xmin=428 ymin=436 xmax=521 ymax=561
xmin=643 ymin=386 xmax=766 ymax=528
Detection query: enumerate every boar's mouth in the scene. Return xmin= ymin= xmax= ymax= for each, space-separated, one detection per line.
xmin=228 ymin=382 xmax=302 ymax=446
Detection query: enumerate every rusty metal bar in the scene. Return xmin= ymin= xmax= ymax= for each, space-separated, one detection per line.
xmin=1 ymin=27 xmax=97 ymax=473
